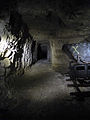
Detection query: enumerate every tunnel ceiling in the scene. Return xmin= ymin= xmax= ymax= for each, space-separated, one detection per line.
xmin=17 ymin=0 xmax=90 ymax=31
xmin=0 ymin=0 xmax=90 ymax=32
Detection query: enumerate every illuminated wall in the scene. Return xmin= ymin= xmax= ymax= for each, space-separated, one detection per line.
xmin=0 ymin=9 xmax=33 ymax=109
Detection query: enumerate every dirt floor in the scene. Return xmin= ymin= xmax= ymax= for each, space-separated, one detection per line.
xmin=1 ymin=60 xmax=90 ymax=120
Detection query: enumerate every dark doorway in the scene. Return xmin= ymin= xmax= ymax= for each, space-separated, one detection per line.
xmin=37 ymin=44 xmax=47 ymax=60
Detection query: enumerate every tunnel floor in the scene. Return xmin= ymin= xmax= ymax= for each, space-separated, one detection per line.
xmin=1 ymin=60 xmax=90 ymax=120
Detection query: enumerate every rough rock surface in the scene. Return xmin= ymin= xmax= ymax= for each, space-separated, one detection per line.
xmin=0 ymin=8 xmax=33 ymax=109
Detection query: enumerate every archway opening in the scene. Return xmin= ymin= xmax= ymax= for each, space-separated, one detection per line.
xmin=37 ymin=44 xmax=48 ymax=60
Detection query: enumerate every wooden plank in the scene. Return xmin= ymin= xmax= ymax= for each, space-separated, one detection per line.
xmin=72 ymin=79 xmax=81 ymax=93
xmin=68 ymin=84 xmax=90 ymax=87
xmin=70 ymin=91 xmax=90 ymax=97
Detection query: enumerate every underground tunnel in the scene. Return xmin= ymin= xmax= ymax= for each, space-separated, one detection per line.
xmin=37 ymin=43 xmax=48 ymax=60
xmin=1 ymin=0 xmax=90 ymax=120
xmin=36 ymin=41 xmax=51 ymax=61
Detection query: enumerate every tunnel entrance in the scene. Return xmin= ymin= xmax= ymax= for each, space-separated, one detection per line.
xmin=32 ymin=41 xmax=51 ymax=63
xmin=37 ymin=44 xmax=48 ymax=60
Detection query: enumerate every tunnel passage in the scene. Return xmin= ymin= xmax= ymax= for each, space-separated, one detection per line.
xmin=33 ymin=41 xmax=51 ymax=63
xmin=37 ymin=43 xmax=48 ymax=60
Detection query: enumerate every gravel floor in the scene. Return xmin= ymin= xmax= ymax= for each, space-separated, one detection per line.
xmin=1 ymin=60 xmax=90 ymax=120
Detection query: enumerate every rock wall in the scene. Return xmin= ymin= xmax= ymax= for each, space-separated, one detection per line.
xmin=0 ymin=10 xmax=33 ymax=109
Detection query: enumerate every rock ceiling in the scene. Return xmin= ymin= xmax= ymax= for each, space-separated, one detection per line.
xmin=0 ymin=0 xmax=90 ymax=29
xmin=0 ymin=0 xmax=90 ymax=40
